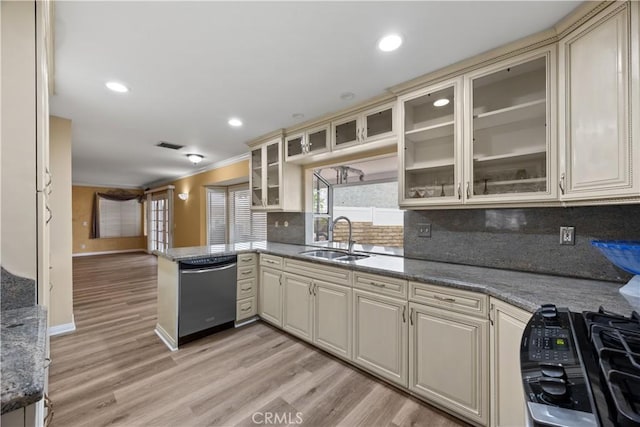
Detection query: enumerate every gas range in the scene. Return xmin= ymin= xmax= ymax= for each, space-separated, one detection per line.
xmin=520 ymin=304 xmax=640 ymax=427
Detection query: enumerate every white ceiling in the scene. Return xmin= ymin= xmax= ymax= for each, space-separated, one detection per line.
xmin=50 ymin=1 xmax=581 ymax=189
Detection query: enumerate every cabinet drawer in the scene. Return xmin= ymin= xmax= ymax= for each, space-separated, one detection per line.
xmin=260 ymin=254 xmax=283 ymax=269
xmin=237 ymin=253 xmax=257 ymax=266
xmin=237 ymin=265 xmax=257 ymax=280
xmin=237 ymin=296 xmax=257 ymax=321
xmin=237 ymin=277 xmax=257 ymax=299
xmin=409 ymin=282 xmax=488 ymax=318
xmin=354 ymin=272 xmax=407 ymax=299
xmin=283 ymin=258 xmax=351 ymax=287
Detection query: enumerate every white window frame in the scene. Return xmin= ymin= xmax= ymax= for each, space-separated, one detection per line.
xmin=145 ymin=186 xmax=174 ymax=253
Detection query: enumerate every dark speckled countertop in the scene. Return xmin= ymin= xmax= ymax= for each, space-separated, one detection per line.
xmin=1 ymin=305 xmax=47 ymax=414
xmin=158 ymin=241 xmax=634 ymax=314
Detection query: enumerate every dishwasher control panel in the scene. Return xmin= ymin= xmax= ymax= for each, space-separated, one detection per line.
xmin=179 ymin=255 xmax=237 ymax=270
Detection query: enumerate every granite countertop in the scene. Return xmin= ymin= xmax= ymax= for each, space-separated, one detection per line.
xmin=158 ymin=241 xmax=633 ymax=314
xmin=1 ymin=268 xmax=36 ymax=311
xmin=1 ymin=306 xmax=47 ymax=414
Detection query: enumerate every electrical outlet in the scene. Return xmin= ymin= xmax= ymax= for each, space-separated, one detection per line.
xmin=418 ymin=223 xmax=431 ymax=238
xmin=560 ymin=226 xmax=575 ymax=245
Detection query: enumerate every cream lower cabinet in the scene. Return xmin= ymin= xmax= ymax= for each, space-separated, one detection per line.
xmin=409 ymin=302 xmax=489 ymax=426
xmin=282 ymin=273 xmax=314 ymax=342
xmin=313 ymin=279 xmax=352 ymax=359
xmin=352 ymin=289 xmax=408 ymax=387
xmin=259 ymin=267 xmax=283 ymax=327
xmin=489 ymin=298 xmax=531 ymax=427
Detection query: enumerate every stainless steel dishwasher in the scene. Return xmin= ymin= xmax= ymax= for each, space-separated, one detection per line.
xmin=178 ymin=255 xmax=237 ymax=345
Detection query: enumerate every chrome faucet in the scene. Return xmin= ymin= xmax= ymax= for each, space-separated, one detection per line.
xmin=330 ymin=216 xmax=355 ymax=254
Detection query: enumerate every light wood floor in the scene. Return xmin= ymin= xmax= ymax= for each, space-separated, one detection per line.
xmin=49 ymin=253 xmax=467 ymax=427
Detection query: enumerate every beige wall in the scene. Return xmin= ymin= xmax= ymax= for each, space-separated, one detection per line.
xmin=169 ymin=160 xmax=249 ymax=248
xmin=50 ymin=116 xmax=74 ymax=326
xmin=72 ymin=186 xmax=146 ymax=254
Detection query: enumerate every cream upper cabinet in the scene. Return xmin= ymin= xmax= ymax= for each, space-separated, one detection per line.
xmin=559 ymin=1 xmax=640 ymax=201
xmin=313 ymin=279 xmax=352 ymax=360
xmin=399 ymin=78 xmax=464 ymax=206
xmin=352 ymin=289 xmax=408 ymax=387
xmin=332 ymin=102 xmax=395 ymax=151
xmin=285 ymin=124 xmax=330 ymax=161
xmin=282 ymin=273 xmax=314 ymax=342
xmin=489 ymin=298 xmax=530 ymax=427
xmin=249 ymin=134 xmax=302 ymax=211
xmin=409 ymin=302 xmax=489 ymax=426
xmin=464 ymin=48 xmax=557 ymax=204
xmin=400 ymin=47 xmax=557 ymax=208
xmin=259 ymin=267 xmax=283 ymax=327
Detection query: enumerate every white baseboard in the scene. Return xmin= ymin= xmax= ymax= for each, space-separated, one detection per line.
xmin=72 ymin=249 xmax=146 ymax=257
xmin=49 ymin=315 xmax=76 ymax=336
xmin=155 ymin=324 xmax=178 ymax=351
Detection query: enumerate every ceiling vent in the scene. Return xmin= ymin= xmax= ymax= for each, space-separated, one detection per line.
xmin=156 ymin=141 xmax=184 ymax=150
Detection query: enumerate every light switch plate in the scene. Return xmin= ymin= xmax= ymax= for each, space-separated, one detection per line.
xmin=418 ymin=223 xmax=431 ymax=238
xmin=560 ymin=226 xmax=575 ymax=245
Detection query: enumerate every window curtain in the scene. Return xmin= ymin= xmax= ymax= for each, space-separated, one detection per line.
xmin=91 ymin=190 xmax=144 ymax=239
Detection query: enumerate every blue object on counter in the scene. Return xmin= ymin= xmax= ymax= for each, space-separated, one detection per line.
xmin=591 ymin=240 xmax=640 ymax=275
xmin=591 ymin=240 xmax=640 ymax=311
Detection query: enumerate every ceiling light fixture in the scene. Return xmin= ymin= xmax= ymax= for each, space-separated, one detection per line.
xmin=187 ymin=154 xmax=204 ymax=165
xmin=378 ymin=34 xmax=403 ymax=52
xmin=228 ymin=118 xmax=243 ymax=127
xmin=105 ymin=81 xmax=129 ymax=93
xmin=433 ymin=98 xmax=450 ymax=107
xmin=178 ymin=193 xmax=189 ymax=201
xmin=340 ymin=92 xmax=355 ymax=101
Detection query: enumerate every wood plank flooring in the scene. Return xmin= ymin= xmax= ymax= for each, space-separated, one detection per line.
xmin=49 ymin=253 xmax=467 ymax=427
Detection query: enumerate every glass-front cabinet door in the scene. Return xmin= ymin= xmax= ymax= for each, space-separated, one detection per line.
xmin=364 ymin=104 xmax=394 ymax=142
xmin=251 ymin=147 xmax=263 ymax=208
xmin=285 ymin=134 xmax=304 ymax=159
xmin=333 ymin=116 xmax=359 ymax=149
xmin=306 ymin=125 xmax=329 ymax=155
xmin=400 ymin=78 xmax=463 ymax=206
xmin=265 ymin=141 xmax=281 ymax=207
xmin=465 ymin=51 xmax=554 ymax=202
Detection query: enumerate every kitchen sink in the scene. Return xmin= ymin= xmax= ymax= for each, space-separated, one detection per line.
xmin=299 ymin=249 xmax=370 ymax=262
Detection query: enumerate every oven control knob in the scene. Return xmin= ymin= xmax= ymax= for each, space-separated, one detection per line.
xmin=539 ymin=378 xmax=569 ymax=403
xmin=540 ymin=304 xmax=558 ymax=320
xmin=539 ymin=363 xmax=567 ymax=380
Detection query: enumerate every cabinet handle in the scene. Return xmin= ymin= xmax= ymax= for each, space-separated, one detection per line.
xmin=241 ymin=306 xmax=251 ymax=312
xmin=457 ymin=182 xmax=461 ymax=200
xmin=369 ymin=281 xmax=386 ymax=288
xmin=489 ymin=302 xmax=495 ymax=325
xmin=309 ymin=283 xmax=313 ymax=295
xmin=241 ymin=286 xmax=251 ymax=291
xmin=45 ymin=168 xmax=53 ymax=195
xmin=44 ymin=393 xmax=53 ymax=427
xmin=44 ymin=357 xmax=52 ymax=369
xmin=409 ymin=307 xmax=414 ymax=326
xmin=434 ymin=295 xmax=456 ymax=303
xmin=356 ymin=128 xmax=361 ymax=142
xmin=265 ymin=259 xmax=277 ymax=264
xmin=241 ymin=257 xmax=253 ymax=262
xmin=279 ymin=275 xmax=282 ymax=285
xmin=241 ymin=271 xmax=252 ymax=275
xmin=466 ymin=182 xmax=470 ymax=199
xmin=361 ymin=127 xmax=367 ymax=141
xmin=46 ymin=205 xmax=53 ymax=225
xmin=559 ymin=173 xmax=565 ymax=195
xmin=402 ymin=305 xmax=406 ymax=323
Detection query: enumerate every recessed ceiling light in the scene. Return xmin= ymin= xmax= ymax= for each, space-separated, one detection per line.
xmin=228 ymin=118 xmax=243 ymax=127
xmin=340 ymin=92 xmax=355 ymax=101
xmin=292 ymin=113 xmax=305 ymax=120
xmin=105 ymin=81 xmax=129 ymax=93
xmin=187 ymin=154 xmax=204 ymax=165
xmin=433 ymin=98 xmax=450 ymax=107
xmin=378 ymin=34 xmax=403 ymax=52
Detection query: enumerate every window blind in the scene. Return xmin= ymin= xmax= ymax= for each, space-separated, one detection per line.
xmin=98 ymin=198 xmax=142 ymax=238
xmin=228 ymin=186 xmax=267 ymax=243
xmin=207 ymin=187 xmax=227 ymax=245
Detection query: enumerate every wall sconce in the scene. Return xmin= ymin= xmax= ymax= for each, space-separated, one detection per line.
xmin=178 ymin=193 xmax=189 ymax=201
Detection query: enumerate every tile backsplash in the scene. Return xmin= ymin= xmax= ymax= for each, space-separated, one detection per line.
xmin=267 ymin=212 xmax=307 ymax=245
xmin=405 ymin=205 xmax=640 ymax=282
